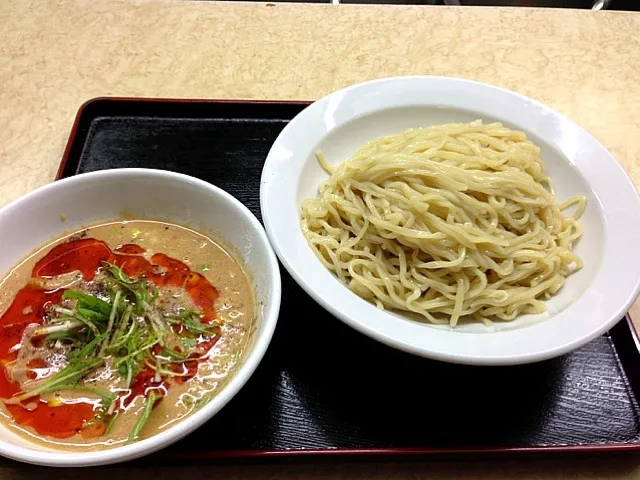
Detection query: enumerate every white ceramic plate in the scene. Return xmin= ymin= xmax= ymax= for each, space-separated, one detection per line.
xmin=0 ymin=169 xmax=281 ymax=466
xmin=260 ymin=76 xmax=640 ymax=365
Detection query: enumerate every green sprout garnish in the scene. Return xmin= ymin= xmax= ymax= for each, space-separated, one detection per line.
xmin=127 ymin=391 xmax=161 ymax=443
xmin=11 ymin=262 xmax=220 ymax=442
xmin=6 ymin=357 xmax=103 ymax=405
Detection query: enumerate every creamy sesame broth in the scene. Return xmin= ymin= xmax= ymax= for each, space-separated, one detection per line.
xmin=0 ymin=220 xmax=255 ymax=450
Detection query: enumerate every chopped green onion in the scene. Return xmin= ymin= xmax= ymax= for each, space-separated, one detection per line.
xmin=76 ymin=308 xmax=107 ymax=323
xmin=103 ymin=263 xmax=150 ymax=313
xmin=99 ymin=289 xmax=122 ymax=357
xmin=26 ymin=255 xmax=210 ymax=443
xmin=63 ymin=290 xmax=111 ymax=316
xmin=160 ymin=347 xmax=188 ymax=361
xmin=108 ymin=307 xmax=136 ymax=349
xmin=72 ymin=311 xmax=102 ymax=337
xmin=44 ymin=329 xmax=79 ymax=343
xmin=43 ymin=385 xmax=116 ymax=408
xmin=69 ymin=334 xmax=104 ymax=362
xmin=35 ymin=319 xmax=84 ymax=338
xmin=105 ymin=411 xmax=119 ymax=434
xmin=103 ymin=262 xmax=136 ymax=285
xmin=127 ymin=391 xmax=161 ymax=443
xmin=6 ymin=357 xmax=103 ymax=404
xmin=167 ymin=313 xmax=218 ymax=336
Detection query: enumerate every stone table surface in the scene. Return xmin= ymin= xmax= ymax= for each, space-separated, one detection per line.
xmin=1 ymin=0 xmax=640 ymax=477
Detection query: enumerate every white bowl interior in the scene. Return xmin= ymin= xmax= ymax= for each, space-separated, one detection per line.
xmin=296 ymin=105 xmax=605 ymax=333
xmin=0 ymin=169 xmax=280 ymax=465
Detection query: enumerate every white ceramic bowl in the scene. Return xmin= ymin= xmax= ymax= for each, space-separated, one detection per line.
xmin=261 ymin=76 xmax=640 ymax=366
xmin=0 ymin=168 xmax=281 ymax=466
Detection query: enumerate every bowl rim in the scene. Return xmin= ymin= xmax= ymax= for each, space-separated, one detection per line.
xmin=260 ymin=75 xmax=640 ymax=366
xmin=0 ymin=168 xmax=281 ymax=466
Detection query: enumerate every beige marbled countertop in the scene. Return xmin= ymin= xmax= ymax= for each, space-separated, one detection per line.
xmin=2 ymin=0 xmax=640 ymax=477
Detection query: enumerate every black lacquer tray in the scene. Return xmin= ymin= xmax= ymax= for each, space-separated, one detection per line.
xmin=56 ymin=97 xmax=640 ymax=460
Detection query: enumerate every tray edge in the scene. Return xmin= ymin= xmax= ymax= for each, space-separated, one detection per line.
xmin=56 ymin=96 xmax=313 ymax=180
xmin=55 ymin=97 xmax=640 ymax=459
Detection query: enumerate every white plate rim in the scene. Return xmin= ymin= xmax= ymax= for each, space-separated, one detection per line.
xmin=260 ymin=75 xmax=640 ymax=365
